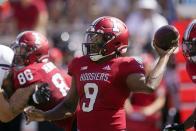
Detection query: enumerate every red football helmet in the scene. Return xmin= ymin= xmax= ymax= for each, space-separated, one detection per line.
xmin=182 ymin=20 xmax=196 ymax=63
xmin=11 ymin=31 xmax=50 ymax=68
xmin=82 ymin=16 xmax=129 ymax=61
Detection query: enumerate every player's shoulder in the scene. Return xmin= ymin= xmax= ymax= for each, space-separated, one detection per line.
xmin=27 ymin=62 xmax=45 ymax=69
xmin=114 ymin=56 xmax=143 ymax=65
xmin=113 ymin=56 xmax=144 ymax=72
xmin=71 ymin=56 xmax=89 ymax=65
xmin=0 ymin=45 xmax=13 ymax=52
xmin=72 ymin=55 xmax=87 ymax=61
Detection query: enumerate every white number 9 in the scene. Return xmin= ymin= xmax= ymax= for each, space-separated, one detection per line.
xmin=82 ymin=83 xmax=98 ymax=112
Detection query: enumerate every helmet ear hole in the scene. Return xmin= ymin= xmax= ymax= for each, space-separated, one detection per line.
xmin=101 ymin=46 xmax=108 ymax=55
xmin=104 ymin=33 xmax=113 ymax=41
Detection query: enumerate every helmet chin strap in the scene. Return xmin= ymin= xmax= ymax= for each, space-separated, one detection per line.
xmin=90 ymin=52 xmax=115 ymax=61
xmin=90 ymin=55 xmax=104 ymax=61
xmin=89 ymin=45 xmax=128 ymax=62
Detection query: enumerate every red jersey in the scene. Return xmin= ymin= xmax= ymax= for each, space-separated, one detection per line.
xmin=68 ymin=56 xmax=145 ymax=131
xmin=186 ymin=62 xmax=196 ymax=83
xmin=14 ymin=62 xmax=75 ymax=131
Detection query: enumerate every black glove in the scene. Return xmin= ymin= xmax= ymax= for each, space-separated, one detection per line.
xmin=28 ymin=83 xmax=50 ymax=105
xmin=163 ymin=123 xmax=184 ymax=131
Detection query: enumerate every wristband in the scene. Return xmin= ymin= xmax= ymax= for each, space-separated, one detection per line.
xmin=32 ymin=93 xmax=39 ymax=104
xmin=28 ymin=85 xmax=39 ymax=105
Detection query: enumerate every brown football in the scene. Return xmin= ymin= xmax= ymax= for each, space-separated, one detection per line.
xmin=154 ymin=25 xmax=180 ymax=50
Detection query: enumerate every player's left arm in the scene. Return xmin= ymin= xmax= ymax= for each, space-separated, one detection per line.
xmin=42 ymin=75 xmax=79 ymax=120
xmin=25 ymin=75 xmax=79 ymax=124
xmin=0 ymin=70 xmax=36 ymax=122
xmin=0 ymin=82 xmax=50 ymax=123
xmin=9 ymin=82 xmax=50 ymax=118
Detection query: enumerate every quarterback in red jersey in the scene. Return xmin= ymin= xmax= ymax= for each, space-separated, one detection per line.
xmin=25 ymin=16 xmax=177 ymax=131
xmin=164 ymin=20 xmax=196 ymax=131
xmin=11 ymin=31 xmax=76 ymax=131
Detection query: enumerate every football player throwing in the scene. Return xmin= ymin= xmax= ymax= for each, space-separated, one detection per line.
xmin=25 ymin=16 xmax=177 ymax=131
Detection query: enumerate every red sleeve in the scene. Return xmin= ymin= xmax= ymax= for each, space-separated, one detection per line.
xmin=119 ymin=57 xmax=145 ymax=78
xmin=114 ymin=57 xmax=145 ymax=90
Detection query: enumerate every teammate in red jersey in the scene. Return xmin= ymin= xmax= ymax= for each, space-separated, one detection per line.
xmin=0 ymin=44 xmax=49 ymax=124
xmin=164 ymin=20 xmax=196 ymax=131
xmin=25 ymin=16 xmax=177 ymax=131
xmin=11 ymin=31 xmax=77 ymax=131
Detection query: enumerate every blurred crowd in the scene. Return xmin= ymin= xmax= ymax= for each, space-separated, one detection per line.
xmin=0 ymin=0 xmax=196 ymax=131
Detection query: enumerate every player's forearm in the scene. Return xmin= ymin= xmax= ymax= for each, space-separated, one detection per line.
xmin=44 ymin=76 xmax=78 ymax=121
xmin=9 ymin=88 xmax=35 ymax=116
xmin=0 ymin=109 xmax=14 ymax=123
xmin=0 ymin=89 xmax=15 ymax=122
xmin=146 ymin=55 xmax=169 ymax=92
xmin=184 ymin=108 xmax=196 ymax=129
xmin=44 ymin=97 xmax=77 ymax=121
xmin=44 ymin=105 xmax=73 ymax=121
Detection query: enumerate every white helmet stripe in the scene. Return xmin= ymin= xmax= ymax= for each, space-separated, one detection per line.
xmin=91 ymin=16 xmax=108 ymax=26
xmin=15 ymin=31 xmax=31 ymax=44
xmin=184 ymin=20 xmax=196 ymax=40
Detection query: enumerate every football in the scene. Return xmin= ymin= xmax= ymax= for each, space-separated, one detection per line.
xmin=153 ymin=25 xmax=180 ymax=50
